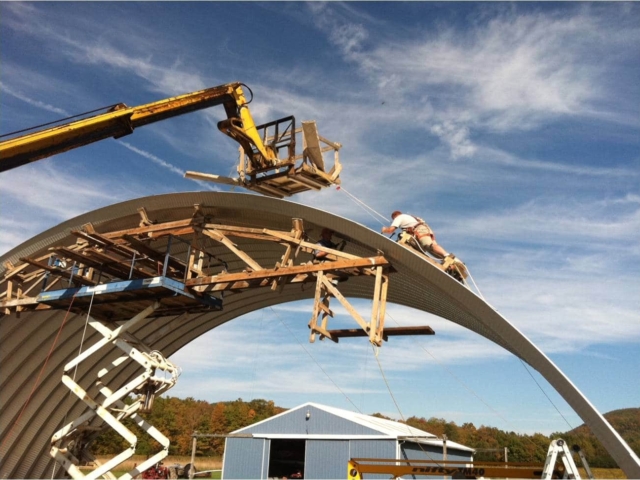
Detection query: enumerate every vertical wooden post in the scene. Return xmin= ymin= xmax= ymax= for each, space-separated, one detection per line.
xmin=308 ymin=272 xmax=324 ymax=343
xmin=5 ymin=280 xmax=12 ymax=315
xmin=376 ymin=273 xmax=389 ymax=344
xmin=369 ymin=266 xmax=383 ymax=345
xmin=189 ymin=434 xmax=197 ymax=479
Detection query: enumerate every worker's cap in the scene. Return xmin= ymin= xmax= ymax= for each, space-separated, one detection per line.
xmin=321 ymin=228 xmax=334 ymax=235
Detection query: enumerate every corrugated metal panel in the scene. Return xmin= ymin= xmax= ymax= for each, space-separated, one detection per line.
xmin=222 ymin=437 xmax=266 ymax=479
xmin=0 ymin=191 xmax=637 ymax=478
xmin=401 ymin=441 xmax=472 ymax=462
xmin=239 ymin=405 xmax=381 ymax=436
xmin=350 ymin=440 xmax=397 ymax=480
xmin=305 ymin=440 xmax=349 ymax=480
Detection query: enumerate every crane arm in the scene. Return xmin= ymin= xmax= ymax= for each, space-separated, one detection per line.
xmin=0 ymin=82 xmax=276 ymax=173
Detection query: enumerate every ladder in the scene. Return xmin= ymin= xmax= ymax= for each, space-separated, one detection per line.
xmin=541 ymin=439 xmax=594 ymax=479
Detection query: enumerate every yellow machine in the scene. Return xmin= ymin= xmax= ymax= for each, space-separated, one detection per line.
xmin=0 ymin=82 xmax=341 ymax=197
xmin=347 ymin=439 xmax=593 ymax=479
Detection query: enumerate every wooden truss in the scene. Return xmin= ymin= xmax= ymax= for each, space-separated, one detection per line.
xmin=0 ymin=204 xmax=433 ymax=344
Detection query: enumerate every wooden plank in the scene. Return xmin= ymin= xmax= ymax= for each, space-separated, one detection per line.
xmin=186 ymin=256 xmax=388 ymax=287
xmin=309 ymin=324 xmax=337 ymax=343
xmin=77 ymin=249 xmax=156 ymax=279
xmin=377 ymin=275 xmax=389 ymax=342
xmin=247 ymin=182 xmax=289 ymax=198
xmin=326 ymin=326 xmax=435 ymax=340
xmin=320 ymin=275 xmax=369 ymax=333
xmin=308 ymin=272 xmax=324 ymax=343
xmin=102 ymin=218 xmax=195 ymax=239
xmin=148 ymin=226 xmax=195 ymax=238
xmin=184 ymin=171 xmax=241 ymax=186
xmin=369 ymin=266 xmax=383 ymax=345
xmin=202 ymin=229 xmax=263 ymax=271
xmin=287 ymin=174 xmax=323 ymax=191
xmin=19 ymin=258 xmax=97 ymax=286
xmin=122 ymin=235 xmax=191 ymax=274
xmin=262 ymin=230 xmax=359 ymax=260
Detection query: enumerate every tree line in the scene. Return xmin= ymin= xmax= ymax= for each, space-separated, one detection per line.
xmin=91 ymin=397 xmax=639 ymax=468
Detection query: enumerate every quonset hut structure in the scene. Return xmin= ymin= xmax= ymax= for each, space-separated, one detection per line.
xmin=222 ymin=402 xmax=474 ymax=479
xmin=1 ymin=192 xmax=639 ymax=479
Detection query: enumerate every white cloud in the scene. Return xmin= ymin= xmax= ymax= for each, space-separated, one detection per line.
xmin=447 ymin=197 xmax=640 ymax=247
xmin=307 ymin=5 xmax=640 ymax=158
xmin=0 ymin=163 xmax=147 ymax=255
xmin=0 ymin=81 xmax=70 ymax=117
xmin=117 ymin=141 xmax=217 ymax=191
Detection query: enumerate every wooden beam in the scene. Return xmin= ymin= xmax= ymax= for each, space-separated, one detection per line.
xmin=202 ymin=228 xmax=263 ymax=271
xmin=308 ymin=271 xmax=324 ymax=343
xmin=320 ymin=275 xmax=370 ymax=333
xmin=262 ymin=229 xmax=359 ymax=260
xmin=101 ymin=218 xmax=196 ymax=239
xmin=370 ymin=266 xmax=383 ymax=345
xmin=186 ymin=256 xmax=388 ymax=287
xmin=19 ymin=258 xmax=97 ymax=286
xmin=326 ymin=326 xmax=435 ymax=340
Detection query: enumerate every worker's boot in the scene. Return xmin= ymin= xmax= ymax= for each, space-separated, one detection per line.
xmin=442 ymin=254 xmax=468 ymax=282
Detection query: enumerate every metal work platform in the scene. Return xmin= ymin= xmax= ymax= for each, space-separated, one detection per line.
xmin=36 ymin=276 xmax=222 ymax=320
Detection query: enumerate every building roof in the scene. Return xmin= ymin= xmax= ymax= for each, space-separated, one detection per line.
xmin=233 ymin=402 xmax=474 ymax=452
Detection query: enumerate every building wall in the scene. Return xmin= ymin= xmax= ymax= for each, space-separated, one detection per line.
xmin=401 ymin=442 xmax=472 ymax=462
xmin=349 ymin=440 xmax=397 ymax=480
xmin=222 ymin=437 xmax=268 ymax=479
xmin=305 ymin=440 xmax=349 ymax=479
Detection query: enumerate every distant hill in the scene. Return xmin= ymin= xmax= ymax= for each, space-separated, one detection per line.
xmin=553 ymin=407 xmax=640 ymax=468
xmin=91 ymin=397 xmax=638 ymax=468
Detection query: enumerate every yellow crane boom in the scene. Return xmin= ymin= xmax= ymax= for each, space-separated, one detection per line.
xmin=0 ymin=82 xmax=276 ymax=173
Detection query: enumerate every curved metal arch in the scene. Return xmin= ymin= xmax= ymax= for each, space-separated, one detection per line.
xmin=0 ymin=192 xmax=638 ymax=478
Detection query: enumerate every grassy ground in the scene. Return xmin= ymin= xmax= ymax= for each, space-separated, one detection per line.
xmin=582 ymin=467 xmax=627 ymax=479
xmin=84 ymin=455 xmax=222 ymax=478
xmin=83 ymin=458 xmax=626 ymax=479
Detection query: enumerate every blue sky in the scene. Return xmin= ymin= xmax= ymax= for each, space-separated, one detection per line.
xmin=1 ymin=2 xmax=638 ymax=438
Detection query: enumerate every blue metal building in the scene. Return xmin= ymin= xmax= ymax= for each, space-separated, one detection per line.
xmin=222 ymin=403 xmax=474 ymax=479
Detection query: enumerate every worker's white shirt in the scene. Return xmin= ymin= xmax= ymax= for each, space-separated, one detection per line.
xmin=391 ymin=214 xmax=420 ymax=230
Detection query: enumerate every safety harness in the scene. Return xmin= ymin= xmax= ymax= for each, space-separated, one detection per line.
xmin=405 ymin=215 xmax=434 ymax=241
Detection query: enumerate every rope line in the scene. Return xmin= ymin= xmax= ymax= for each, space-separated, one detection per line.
xmin=372 ymin=343 xmax=406 ymax=422
xmin=371 ymin=342 xmax=443 ymax=466
xmin=384 ymin=310 xmax=548 ymax=460
xmin=519 ymin=359 xmax=575 ymax=431
xmin=269 ymin=306 xmax=361 ymax=412
xmin=336 ymin=186 xmax=388 ymax=225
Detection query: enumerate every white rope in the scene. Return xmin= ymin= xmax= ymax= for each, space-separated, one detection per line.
xmin=370 ymin=341 xmax=443 ymax=465
xmin=269 ymin=306 xmax=362 ymax=412
xmin=384 ymin=310 xmax=548 ymax=459
xmin=336 ymin=186 xmax=388 ymax=225
xmin=463 ymin=266 xmax=486 ymax=301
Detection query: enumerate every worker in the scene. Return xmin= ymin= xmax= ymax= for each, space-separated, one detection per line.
xmin=313 ymin=228 xmax=342 ymax=262
xmin=381 ymin=211 xmax=452 ymax=260
xmin=312 ymin=228 xmax=348 ymax=284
